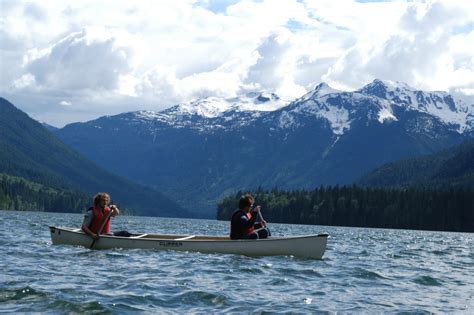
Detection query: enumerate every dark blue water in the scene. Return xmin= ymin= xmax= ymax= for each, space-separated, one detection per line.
xmin=0 ymin=210 xmax=472 ymax=313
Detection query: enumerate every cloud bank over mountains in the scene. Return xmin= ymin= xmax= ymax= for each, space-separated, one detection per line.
xmin=1 ymin=0 xmax=473 ymax=126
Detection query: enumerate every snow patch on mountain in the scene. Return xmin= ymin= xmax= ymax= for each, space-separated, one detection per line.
xmin=377 ymin=106 xmax=398 ymax=123
xmin=283 ymin=97 xmax=351 ymax=135
xmin=359 ymin=79 xmax=474 ymax=133
xmin=168 ymin=92 xmax=288 ymax=118
xmin=299 ymin=82 xmax=341 ymax=102
xmin=129 ymin=92 xmax=288 ymax=131
xmin=121 ymin=80 xmax=473 ymax=136
xmin=278 ymin=111 xmax=299 ymax=129
xmin=322 ymin=105 xmax=350 ymax=135
xmin=176 ymin=97 xmax=230 ymax=118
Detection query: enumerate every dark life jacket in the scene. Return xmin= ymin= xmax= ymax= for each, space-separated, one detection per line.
xmin=230 ymin=209 xmax=257 ymax=240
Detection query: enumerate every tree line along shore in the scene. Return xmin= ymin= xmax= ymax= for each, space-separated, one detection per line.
xmin=217 ymin=186 xmax=474 ymax=233
xmin=2 ymin=172 xmax=473 ymax=232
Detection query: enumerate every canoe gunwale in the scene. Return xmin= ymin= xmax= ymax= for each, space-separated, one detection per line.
xmin=49 ymin=226 xmax=328 ymax=259
xmin=49 ymin=226 xmax=329 ymax=242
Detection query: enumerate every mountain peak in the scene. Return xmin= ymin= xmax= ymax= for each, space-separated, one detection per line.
xmin=298 ymin=82 xmax=341 ymax=102
xmin=244 ymin=91 xmax=280 ymax=103
xmin=358 ymin=79 xmax=415 ymax=97
xmin=167 ymin=92 xmax=288 ymax=118
xmin=358 ymin=79 xmax=390 ymax=98
xmin=355 ymin=79 xmax=473 ymax=133
xmin=315 ymin=82 xmax=329 ymax=89
xmin=313 ymin=82 xmax=340 ymax=96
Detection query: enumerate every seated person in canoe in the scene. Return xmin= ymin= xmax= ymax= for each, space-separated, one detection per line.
xmin=230 ymin=194 xmax=271 ymax=240
xmin=82 ymin=192 xmax=130 ymax=239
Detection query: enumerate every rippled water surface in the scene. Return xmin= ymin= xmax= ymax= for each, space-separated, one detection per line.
xmin=1 ymin=210 xmax=473 ymax=313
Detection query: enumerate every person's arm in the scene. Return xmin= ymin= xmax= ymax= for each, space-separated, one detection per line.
xmin=255 ymin=213 xmax=267 ymax=228
xmin=81 ymin=210 xmax=98 ymax=240
xmin=110 ymin=205 xmax=120 ymax=216
xmin=82 ymin=225 xmax=98 ymax=240
xmin=252 ymin=206 xmax=267 ymax=228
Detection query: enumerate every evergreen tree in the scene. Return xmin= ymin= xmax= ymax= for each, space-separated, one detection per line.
xmin=216 ymin=185 xmax=474 ymax=232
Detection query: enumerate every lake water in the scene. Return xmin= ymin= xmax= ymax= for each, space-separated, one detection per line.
xmin=0 ymin=210 xmax=472 ymax=313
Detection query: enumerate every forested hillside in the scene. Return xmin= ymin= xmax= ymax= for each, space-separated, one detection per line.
xmin=0 ymin=97 xmax=187 ymax=217
xmin=217 ymin=186 xmax=474 ymax=232
xmin=358 ymin=138 xmax=474 ymax=188
xmin=0 ymin=173 xmax=89 ymax=212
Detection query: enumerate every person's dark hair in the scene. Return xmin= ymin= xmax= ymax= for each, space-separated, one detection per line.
xmin=239 ymin=194 xmax=254 ymax=210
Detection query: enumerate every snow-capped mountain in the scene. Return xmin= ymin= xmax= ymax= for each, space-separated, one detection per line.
xmin=272 ymin=79 xmax=473 ymax=136
xmin=97 ymin=79 xmax=473 ymax=136
xmin=124 ymin=79 xmax=474 ymax=136
xmin=300 ymin=82 xmax=342 ymax=99
xmin=129 ymin=92 xmax=289 ymax=131
xmin=177 ymin=91 xmax=287 ymax=116
xmin=55 ymin=80 xmax=474 ymax=216
xmin=358 ymin=79 xmax=473 ymax=133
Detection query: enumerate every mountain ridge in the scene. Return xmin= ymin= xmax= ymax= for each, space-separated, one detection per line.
xmin=55 ymin=79 xmax=474 ymax=217
xmin=61 ymin=79 xmax=474 ymax=136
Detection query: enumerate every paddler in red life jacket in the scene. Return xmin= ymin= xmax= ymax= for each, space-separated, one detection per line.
xmin=82 ymin=192 xmax=120 ymax=240
xmin=230 ymin=193 xmax=271 ymax=240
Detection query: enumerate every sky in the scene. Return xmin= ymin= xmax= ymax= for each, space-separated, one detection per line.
xmin=1 ymin=0 xmax=473 ymax=127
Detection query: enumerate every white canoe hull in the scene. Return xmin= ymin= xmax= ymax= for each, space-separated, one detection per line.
xmin=49 ymin=227 xmax=328 ymax=259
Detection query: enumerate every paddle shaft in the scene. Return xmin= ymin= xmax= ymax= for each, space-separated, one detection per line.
xmin=89 ymin=208 xmax=114 ymax=249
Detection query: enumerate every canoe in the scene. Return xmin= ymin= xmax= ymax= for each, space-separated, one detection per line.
xmin=49 ymin=226 xmax=329 ymax=259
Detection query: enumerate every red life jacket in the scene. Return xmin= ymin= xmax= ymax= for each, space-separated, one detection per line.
xmin=88 ymin=206 xmax=111 ymax=234
xmin=245 ymin=212 xmax=255 ymax=234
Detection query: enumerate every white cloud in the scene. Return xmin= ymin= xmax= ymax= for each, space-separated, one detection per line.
xmin=322 ymin=1 xmax=474 ymax=90
xmin=22 ymin=27 xmax=133 ymax=91
xmin=59 ymin=100 xmax=72 ymax=106
xmin=0 ymin=0 xmax=472 ymax=126
xmin=13 ymin=73 xmax=36 ymax=89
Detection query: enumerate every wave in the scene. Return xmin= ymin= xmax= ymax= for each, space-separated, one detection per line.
xmin=412 ymin=275 xmax=443 ymax=286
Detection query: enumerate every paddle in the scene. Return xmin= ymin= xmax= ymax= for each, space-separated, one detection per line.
xmin=89 ymin=208 xmax=114 ymax=249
